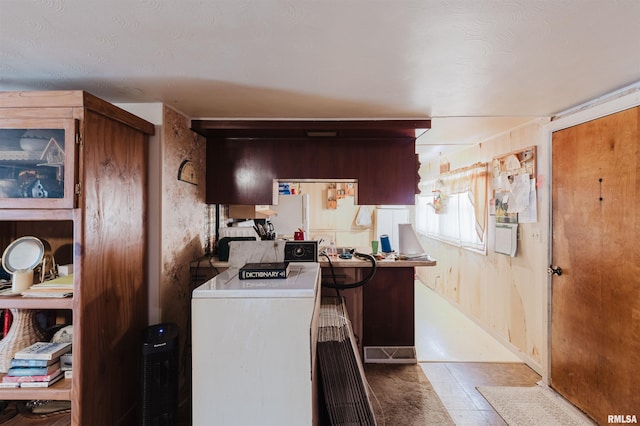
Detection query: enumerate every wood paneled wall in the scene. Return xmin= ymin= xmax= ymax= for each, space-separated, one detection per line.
xmin=416 ymin=118 xmax=550 ymax=374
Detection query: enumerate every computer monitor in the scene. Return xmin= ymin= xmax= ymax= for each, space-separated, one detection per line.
xmin=398 ymin=223 xmax=426 ymax=256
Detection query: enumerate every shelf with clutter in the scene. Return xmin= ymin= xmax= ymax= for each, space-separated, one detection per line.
xmin=0 ymin=228 xmax=74 ymax=406
xmin=0 ymin=90 xmax=153 ymax=424
xmin=326 ymin=182 xmax=357 ymax=210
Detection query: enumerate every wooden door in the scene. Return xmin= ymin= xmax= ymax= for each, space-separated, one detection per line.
xmin=551 ymin=106 xmax=640 ymax=424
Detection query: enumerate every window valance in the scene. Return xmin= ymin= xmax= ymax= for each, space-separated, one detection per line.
xmin=420 ymin=162 xmax=488 ymax=240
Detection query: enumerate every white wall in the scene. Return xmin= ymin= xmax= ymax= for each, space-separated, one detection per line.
xmin=302 ymin=182 xmax=375 ymax=250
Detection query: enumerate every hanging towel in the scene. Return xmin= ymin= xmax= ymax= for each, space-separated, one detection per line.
xmin=355 ymin=206 xmax=372 ymax=227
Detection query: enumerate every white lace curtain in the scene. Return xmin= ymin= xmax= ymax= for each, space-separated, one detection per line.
xmin=420 ymin=162 xmax=488 ymax=241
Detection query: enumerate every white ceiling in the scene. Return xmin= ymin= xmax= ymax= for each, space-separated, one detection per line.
xmin=1 ymin=0 xmax=639 ymax=158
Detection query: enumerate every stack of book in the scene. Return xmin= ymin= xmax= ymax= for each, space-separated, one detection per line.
xmin=20 ymin=274 xmax=74 ymax=298
xmin=0 ymin=341 xmax=71 ymax=388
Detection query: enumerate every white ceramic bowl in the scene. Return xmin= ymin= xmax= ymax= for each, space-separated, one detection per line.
xmin=19 ymin=137 xmax=49 ymax=152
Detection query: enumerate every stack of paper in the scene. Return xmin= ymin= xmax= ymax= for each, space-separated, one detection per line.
xmin=21 ymin=274 xmax=73 ymax=298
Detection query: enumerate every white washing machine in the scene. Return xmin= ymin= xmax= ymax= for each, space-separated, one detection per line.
xmin=191 ymin=263 xmax=321 ymax=426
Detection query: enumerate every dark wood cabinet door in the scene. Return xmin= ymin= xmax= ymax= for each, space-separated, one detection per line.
xmin=362 ymin=267 xmax=415 ymax=347
xmin=349 ymin=139 xmax=418 ymax=205
xmin=206 ymin=138 xmax=418 ymax=205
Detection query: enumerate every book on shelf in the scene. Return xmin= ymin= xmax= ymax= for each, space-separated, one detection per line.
xmin=14 ymin=341 xmax=71 ymax=361
xmin=239 ymin=262 xmax=291 ymax=280
xmin=20 ymin=288 xmax=73 ymax=298
xmin=2 ymin=369 xmax=62 ymax=383
xmin=64 ymin=370 xmax=72 ymax=379
xmin=60 ymin=353 xmax=72 ymax=371
xmin=7 ymin=361 xmax=60 ymax=377
xmin=31 ymin=274 xmax=74 ymax=288
xmin=10 ymin=357 xmax=59 ymax=367
xmin=21 ymin=274 xmax=74 ymax=298
xmin=20 ymin=287 xmax=73 ymax=298
xmin=4 ymin=273 xmax=74 ymax=297
xmin=19 ymin=372 xmax=64 ymax=388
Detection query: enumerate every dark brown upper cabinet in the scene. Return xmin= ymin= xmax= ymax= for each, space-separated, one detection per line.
xmin=191 ymin=120 xmax=430 ymax=205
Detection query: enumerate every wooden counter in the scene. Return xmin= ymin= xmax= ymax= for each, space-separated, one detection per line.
xmin=320 ymin=256 xmax=436 ymax=268
xmin=191 ymin=254 xmax=436 ymax=270
xmin=319 ymin=256 xmax=436 ymax=363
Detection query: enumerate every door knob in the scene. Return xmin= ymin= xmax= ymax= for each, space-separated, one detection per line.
xmin=548 ymin=265 xmax=563 ymax=276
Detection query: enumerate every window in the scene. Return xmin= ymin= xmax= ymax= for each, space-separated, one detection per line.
xmin=416 ymin=163 xmax=488 ymax=253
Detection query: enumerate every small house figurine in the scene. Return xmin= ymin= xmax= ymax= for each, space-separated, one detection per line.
xmin=40 ymin=137 xmax=65 ymax=164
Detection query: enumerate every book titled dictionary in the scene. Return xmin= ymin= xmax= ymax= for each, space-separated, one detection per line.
xmin=239 ymin=262 xmax=291 ymax=280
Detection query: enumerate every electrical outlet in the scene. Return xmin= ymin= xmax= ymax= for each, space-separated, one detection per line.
xmin=531 ymin=227 xmax=541 ymax=242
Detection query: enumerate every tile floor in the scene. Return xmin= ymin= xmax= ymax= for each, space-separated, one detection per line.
xmin=420 ymin=362 xmax=542 ymax=425
xmin=414 ymin=282 xmax=542 ymax=425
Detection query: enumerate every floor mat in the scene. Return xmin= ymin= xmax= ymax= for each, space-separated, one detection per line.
xmin=477 ymin=385 xmax=594 ymax=426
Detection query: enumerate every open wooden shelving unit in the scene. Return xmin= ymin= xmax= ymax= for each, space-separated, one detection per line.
xmin=0 ymin=91 xmax=153 ymax=425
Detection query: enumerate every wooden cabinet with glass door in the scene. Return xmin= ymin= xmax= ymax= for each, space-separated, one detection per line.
xmin=0 ymin=91 xmax=153 ymax=425
xmin=0 ymin=120 xmax=78 ymax=209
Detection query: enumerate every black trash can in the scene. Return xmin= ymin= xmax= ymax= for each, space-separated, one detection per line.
xmin=140 ymin=322 xmax=179 ymax=426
